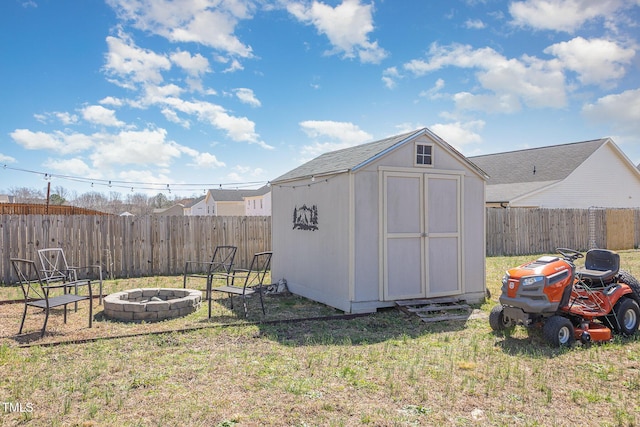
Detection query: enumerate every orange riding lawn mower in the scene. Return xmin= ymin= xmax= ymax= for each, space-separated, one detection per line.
xmin=490 ymin=248 xmax=640 ymax=347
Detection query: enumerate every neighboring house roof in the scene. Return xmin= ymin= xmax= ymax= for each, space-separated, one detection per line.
xmin=273 ymin=128 xmax=488 ymax=183
xmin=153 ymin=203 xmax=184 ymax=215
xmin=0 ymin=195 xmax=15 ymax=203
xmin=184 ymin=196 xmax=205 ymax=208
xmin=469 ymin=138 xmax=608 ymax=203
xmin=207 ymin=185 xmax=270 ymax=201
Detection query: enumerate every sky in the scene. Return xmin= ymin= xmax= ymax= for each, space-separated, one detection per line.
xmin=1 ymin=0 xmax=639 ymax=198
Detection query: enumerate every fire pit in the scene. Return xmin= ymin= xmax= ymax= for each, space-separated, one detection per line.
xmin=103 ymin=288 xmax=202 ymax=322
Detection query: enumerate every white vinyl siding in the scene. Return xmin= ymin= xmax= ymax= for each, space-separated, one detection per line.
xmin=513 ymin=144 xmax=640 ymax=208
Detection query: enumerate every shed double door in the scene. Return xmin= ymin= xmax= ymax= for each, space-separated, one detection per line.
xmin=382 ymin=171 xmax=462 ymax=301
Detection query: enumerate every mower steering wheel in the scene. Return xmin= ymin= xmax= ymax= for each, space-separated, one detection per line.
xmin=556 ymin=248 xmax=584 ymax=262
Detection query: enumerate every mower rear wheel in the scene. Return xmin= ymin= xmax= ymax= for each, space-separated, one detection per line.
xmin=489 ymin=304 xmax=513 ymax=331
xmin=613 ymin=298 xmax=640 ymax=336
xmin=543 ymin=316 xmax=575 ymax=347
xmin=618 ymin=270 xmax=640 ymax=304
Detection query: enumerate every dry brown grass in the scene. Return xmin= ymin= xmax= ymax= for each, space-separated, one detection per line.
xmin=1 ymin=251 xmax=640 ymax=426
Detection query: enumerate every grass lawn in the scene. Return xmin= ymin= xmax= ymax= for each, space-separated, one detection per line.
xmin=1 ymin=250 xmax=640 ymax=426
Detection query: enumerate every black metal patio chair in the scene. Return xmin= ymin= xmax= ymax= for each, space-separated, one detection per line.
xmin=210 ymin=251 xmax=272 ymax=318
xmin=37 ymin=248 xmax=104 ymax=304
xmin=11 ymin=258 xmax=94 ymax=338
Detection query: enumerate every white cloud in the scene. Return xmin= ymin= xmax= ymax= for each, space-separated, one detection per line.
xmin=453 ymin=92 xmax=522 ymax=113
xmin=100 ymin=96 xmax=124 ymax=107
xmin=222 ymin=58 xmax=244 ymax=73
xmin=382 ymin=67 xmax=401 ymax=89
xmin=104 ymin=31 xmax=171 ymax=88
xmin=54 ymin=112 xmax=79 ymax=125
xmin=544 ymin=37 xmax=635 ymax=86
xmin=117 ymin=169 xmax=172 ymax=187
xmin=0 ymin=153 xmax=16 ymax=163
xmin=227 ymin=165 xmax=266 ymax=183
xmin=287 ymin=0 xmax=387 ymax=63
xmin=394 ymin=122 xmax=426 ymax=134
xmin=160 ymin=97 xmax=271 ymax=148
xmin=404 ymin=43 xmax=567 ymax=111
xmin=419 ymin=78 xmax=446 ymax=99
xmin=582 ymin=88 xmax=640 ymax=134
xmin=90 ymin=128 xmax=182 ymax=169
xmin=190 ymin=152 xmax=226 ymax=168
xmin=33 ymin=111 xmax=79 ymax=125
xmin=429 ymin=120 xmax=485 ymax=150
xmin=82 ymin=105 xmax=126 ymax=127
xmin=43 ymin=158 xmax=100 ymax=179
xmin=299 ymin=120 xmax=372 ymax=144
xmin=298 ymin=120 xmax=372 ymax=160
xmin=170 ymin=50 xmax=211 ymax=76
xmin=509 ymin=0 xmax=627 ymax=33
xmin=464 ymin=19 xmax=486 ymax=29
xmin=161 ymin=108 xmax=191 ymax=128
xmin=106 ymin=0 xmax=254 ymax=58
xmin=140 ymin=83 xmax=185 ymax=106
xmin=10 ymin=129 xmax=94 ymax=154
xmin=235 ymin=88 xmax=261 ymax=107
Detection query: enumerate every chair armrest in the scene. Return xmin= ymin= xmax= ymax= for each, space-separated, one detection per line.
xmin=184 ymin=261 xmax=228 ymax=275
xmin=231 ymin=268 xmax=250 ymax=276
xmin=69 ymin=265 xmax=102 ymax=274
xmin=42 ymin=279 xmax=92 ymax=290
xmin=185 ymin=261 xmax=221 ymax=268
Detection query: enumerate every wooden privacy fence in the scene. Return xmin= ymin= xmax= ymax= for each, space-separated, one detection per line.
xmin=0 ymin=215 xmax=271 ymax=285
xmin=486 ymin=208 xmax=640 ymax=256
xmin=1 ymin=208 xmax=638 ymax=283
xmin=0 ymin=203 xmax=108 ymax=215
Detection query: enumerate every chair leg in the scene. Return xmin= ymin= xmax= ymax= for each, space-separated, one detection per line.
xmin=41 ymin=309 xmax=51 ymax=338
xmin=18 ymin=305 xmax=28 ymax=335
xmin=242 ymin=294 xmax=248 ymax=318
xmin=258 ymin=288 xmax=265 ymax=316
xmin=207 ymin=281 xmax=212 ymax=319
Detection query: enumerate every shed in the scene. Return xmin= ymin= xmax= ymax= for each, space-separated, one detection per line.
xmin=271 ymin=128 xmax=488 ymax=313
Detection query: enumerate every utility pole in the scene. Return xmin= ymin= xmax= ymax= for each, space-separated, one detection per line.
xmin=46 ymin=181 xmax=50 ymax=214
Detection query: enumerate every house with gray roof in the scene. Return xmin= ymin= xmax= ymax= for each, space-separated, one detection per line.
xmin=470 ymin=138 xmax=640 ymax=208
xmin=183 ymin=195 xmax=208 ymax=216
xmin=186 ymin=186 xmax=271 ymax=216
xmin=271 ymin=128 xmax=488 ymax=313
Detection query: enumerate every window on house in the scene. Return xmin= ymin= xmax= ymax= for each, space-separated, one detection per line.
xmin=416 ymin=143 xmax=433 ymax=166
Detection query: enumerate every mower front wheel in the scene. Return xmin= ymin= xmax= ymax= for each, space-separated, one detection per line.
xmin=543 ymin=316 xmax=575 ymax=347
xmin=614 ymin=298 xmax=640 ymax=336
xmin=489 ymin=304 xmax=514 ymax=332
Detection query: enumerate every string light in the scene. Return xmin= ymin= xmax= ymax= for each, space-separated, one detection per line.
xmin=0 ymin=164 xmax=269 ymax=194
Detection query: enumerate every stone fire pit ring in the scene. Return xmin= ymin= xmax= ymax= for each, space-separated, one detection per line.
xmin=103 ymin=288 xmax=202 ymax=322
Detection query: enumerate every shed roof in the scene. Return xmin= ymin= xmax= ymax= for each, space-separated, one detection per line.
xmin=469 ymin=138 xmax=608 ymax=203
xmin=273 ymin=128 xmax=487 ymax=183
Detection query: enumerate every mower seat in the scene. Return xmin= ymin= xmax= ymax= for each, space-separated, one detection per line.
xmin=576 ymin=249 xmax=620 ymax=285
